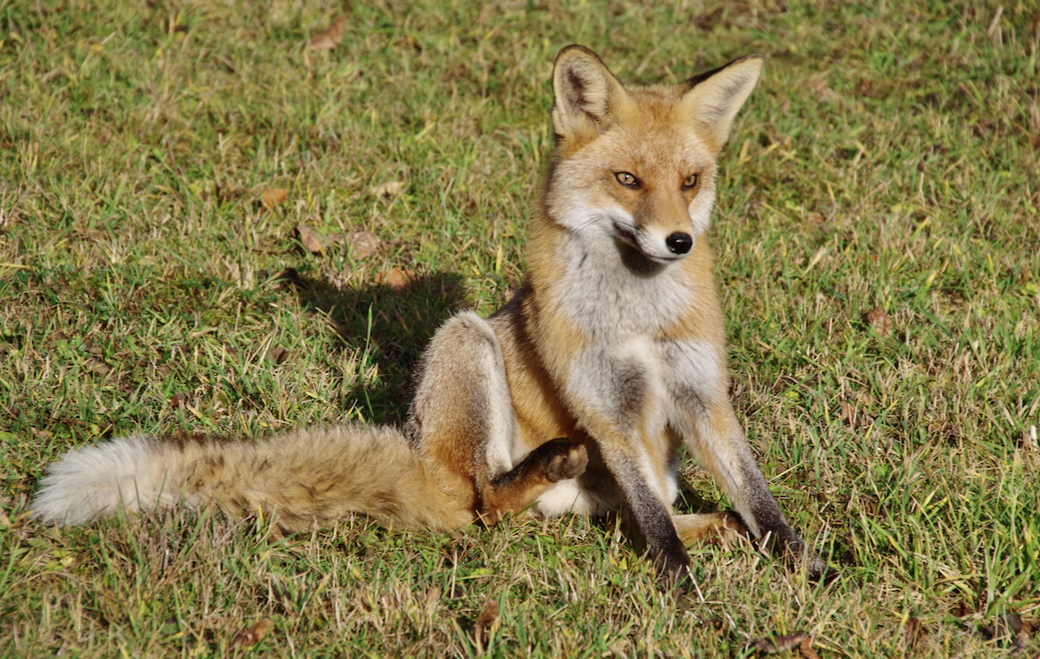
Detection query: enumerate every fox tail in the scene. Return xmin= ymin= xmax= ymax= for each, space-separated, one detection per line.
xmin=31 ymin=425 xmax=474 ymax=531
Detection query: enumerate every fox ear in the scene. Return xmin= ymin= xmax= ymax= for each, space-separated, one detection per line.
xmin=552 ymin=45 xmax=627 ymax=137
xmin=680 ymin=54 xmax=764 ymax=149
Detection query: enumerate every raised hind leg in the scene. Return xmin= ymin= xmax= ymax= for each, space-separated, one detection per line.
xmin=406 ymin=312 xmax=587 ymax=524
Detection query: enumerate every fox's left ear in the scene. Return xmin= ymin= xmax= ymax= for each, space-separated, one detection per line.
xmin=681 ymin=54 xmax=765 ymax=150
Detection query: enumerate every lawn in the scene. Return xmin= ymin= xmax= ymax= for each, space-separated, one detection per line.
xmin=1 ymin=0 xmax=1038 ymax=656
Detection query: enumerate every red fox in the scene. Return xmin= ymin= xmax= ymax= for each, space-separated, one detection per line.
xmin=32 ymin=45 xmax=826 ymax=586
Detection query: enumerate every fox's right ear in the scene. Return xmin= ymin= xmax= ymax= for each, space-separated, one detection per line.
xmin=552 ymin=45 xmax=627 ymax=138
xmin=680 ymin=54 xmax=765 ymax=151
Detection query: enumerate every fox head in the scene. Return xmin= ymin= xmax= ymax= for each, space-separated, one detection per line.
xmin=544 ymin=45 xmax=763 ymax=265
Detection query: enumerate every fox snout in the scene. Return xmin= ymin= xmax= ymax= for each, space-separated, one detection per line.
xmin=612 ymin=218 xmax=695 ymax=264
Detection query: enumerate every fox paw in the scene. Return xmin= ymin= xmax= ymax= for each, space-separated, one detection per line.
xmin=541 ymin=438 xmax=588 ymax=482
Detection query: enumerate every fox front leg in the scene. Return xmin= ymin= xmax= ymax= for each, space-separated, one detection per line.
xmin=682 ymin=396 xmax=827 ymax=579
xmin=567 ymin=348 xmax=694 ymax=587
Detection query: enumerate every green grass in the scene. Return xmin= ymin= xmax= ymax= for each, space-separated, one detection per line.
xmin=2 ymin=0 xmax=1039 ymax=656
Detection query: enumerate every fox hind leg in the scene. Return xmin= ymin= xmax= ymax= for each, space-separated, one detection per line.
xmin=408 ymin=312 xmax=588 ymax=525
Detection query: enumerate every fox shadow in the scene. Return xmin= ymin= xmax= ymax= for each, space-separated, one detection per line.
xmin=276 ymin=267 xmax=471 ymax=427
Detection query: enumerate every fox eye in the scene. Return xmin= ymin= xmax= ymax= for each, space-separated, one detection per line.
xmin=682 ymin=174 xmax=699 ymax=190
xmin=614 ymin=172 xmax=640 ymax=189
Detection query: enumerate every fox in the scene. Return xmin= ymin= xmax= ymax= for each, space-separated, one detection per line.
xmin=32 ymin=45 xmax=827 ymax=586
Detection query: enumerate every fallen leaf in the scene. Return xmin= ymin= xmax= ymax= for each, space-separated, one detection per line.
xmin=230 ymin=617 xmax=274 ymax=650
xmin=865 ymin=306 xmax=892 ymax=337
xmin=473 ymin=597 xmax=499 ymax=652
xmin=297 ymin=225 xmax=327 ymax=254
xmin=1012 ymin=629 xmax=1029 ymax=654
xmin=261 ymin=188 xmax=288 ymax=210
xmin=307 ymin=15 xmax=346 ymax=50
xmin=170 ymin=393 xmax=188 ymax=409
xmin=371 ymin=181 xmax=404 ymax=198
xmin=344 ymin=230 xmax=382 ymax=257
xmin=87 ymin=358 xmax=111 ymax=376
xmin=423 ymin=586 xmax=441 ymax=619
xmin=754 ymin=631 xmax=807 ymax=654
xmin=839 ymin=400 xmax=855 ymax=425
xmin=798 ymin=636 xmax=820 ymax=659
xmin=980 ymin=613 xmax=1022 ymax=641
xmin=265 ymin=347 xmax=288 ymax=364
xmin=808 ymin=76 xmax=840 ymax=103
xmin=903 ymin=617 xmax=923 ymax=652
xmin=375 ymin=268 xmax=415 ymax=292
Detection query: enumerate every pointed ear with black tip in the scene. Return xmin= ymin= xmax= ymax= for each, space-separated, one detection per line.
xmin=680 ymin=54 xmax=765 ymax=150
xmin=551 ymin=45 xmax=628 ymax=138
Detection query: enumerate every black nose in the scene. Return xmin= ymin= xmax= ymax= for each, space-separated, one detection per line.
xmin=665 ymin=232 xmax=693 ymax=255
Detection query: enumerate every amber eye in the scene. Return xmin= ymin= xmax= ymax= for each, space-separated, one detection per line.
xmin=615 ymin=172 xmax=640 ymax=189
xmin=682 ymin=174 xmax=698 ymax=190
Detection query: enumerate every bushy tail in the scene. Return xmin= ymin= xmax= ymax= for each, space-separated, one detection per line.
xmin=32 ymin=425 xmax=474 ymax=531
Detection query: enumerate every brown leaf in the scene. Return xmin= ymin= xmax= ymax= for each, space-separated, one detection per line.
xmin=265 ymin=347 xmax=288 ymax=364
xmin=798 ymin=636 xmax=820 ymax=659
xmin=344 ymin=230 xmax=382 ymax=257
xmin=1012 ymin=630 xmax=1029 ymax=654
xmin=370 ymin=181 xmax=405 ymax=198
xmin=307 ymin=15 xmax=346 ymax=50
xmin=865 ymin=306 xmax=892 ymax=337
xmin=473 ymin=597 xmax=499 ymax=652
xmin=261 ymin=188 xmax=288 ymax=210
xmin=296 ymin=225 xmax=327 ymax=254
xmin=423 ymin=586 xmax=441 ymax=619
xmin=87 ymin=358 xmax=111 ymax=376
xmin=980 ymin=613 xmax=1022 ymax=640
xmin=229 ymin=617 xmax=274 ymax=651
xmin=808 ymin=76 xmax=840 ymax=103
xmin=754 ymin=631 xmax=807 ymax=654
xmin=170 ymin=393 xmax=188 ymax=409
xmin=903 ymin=617 xmax=923 ymax=651
xmin=375 ymin=268 xmax=415 ymax=292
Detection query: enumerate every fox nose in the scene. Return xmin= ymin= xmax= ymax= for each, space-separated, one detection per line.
xmin=665 ymin=232 xmax=693 ymax=255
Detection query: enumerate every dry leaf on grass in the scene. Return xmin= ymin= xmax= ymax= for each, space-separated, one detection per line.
xmin=798 ymin=636 xmax=820 ymax=659
xmin=865 ymin=306 xmax=892 ymax=337
xmin=261 ymin=188 xmax=288 ymax=210
xmin=423 ymin=586 xmax=441 ymax=619
xmin=344 ymin=230 xmax=382 ymax=257
xmin=297 ymin=225 xmax=328 ymax=254
xmin=307 ymin=15 xmax=346 ymax=50
xmin=169 ymin=393 xmax=188 ymax=409
xmin=473 ymin=597 xmax=499 ymax=652
xmin=371 ymin=181 xmax=405 ymax=198
xmin=375 ymin=268 xmax=415 ymax=292
xmin=265 ymin=347 xmax=288 ymax=364
xmin=754 ymin=631 xmax=806 ymax=653
xmin=903 ymin=616 xmax=923 ymax=651
xmin=808 ymin=75 xmax=840 ymax=103
xmin=979 ymin=613 xmax=1038 ymax=653
xmin=229 ymin=617 xmax=274 ymax=651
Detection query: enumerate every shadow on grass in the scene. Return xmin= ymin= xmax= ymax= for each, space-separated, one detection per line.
xmin=275 ymin=267 xmax=470 ymax=427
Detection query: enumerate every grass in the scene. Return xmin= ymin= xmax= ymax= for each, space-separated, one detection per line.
xmin=1 ymin=0 xmax=1038 ymax=656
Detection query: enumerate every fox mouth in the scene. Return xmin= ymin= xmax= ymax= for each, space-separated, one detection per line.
xmin=612 ymin=220 xmax=687 ymax=264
